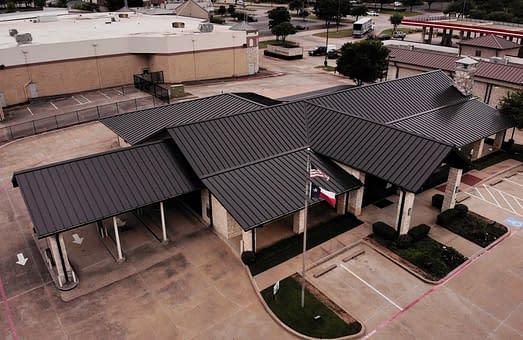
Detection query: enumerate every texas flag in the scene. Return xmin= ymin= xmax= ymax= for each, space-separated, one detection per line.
xmin=310 ymin=183 xmax=337 ymax=208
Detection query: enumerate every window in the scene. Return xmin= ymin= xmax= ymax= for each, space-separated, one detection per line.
xmin=475 ymin=50 xmax=482 ymax=57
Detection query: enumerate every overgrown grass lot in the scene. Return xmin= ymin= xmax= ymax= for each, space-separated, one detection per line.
xmin=261 ymin=276 xmax=361 ymax=338
xmin=437 ymin=206 xmax=508 ymax=248
xmin=248 ymin=214 xmax=362 ymax=275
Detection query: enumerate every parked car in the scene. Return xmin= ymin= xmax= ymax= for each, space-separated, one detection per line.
xmin=392 ymin=31 xmax=406 ymax=40
xmin=367 ymin=11 xmax=379 ymax=16
xmin=327 ymin=49 xmax=339 ymax=59
xmin=308 ymin=44 xmax=336 ymax=56
xmin=393 ymin=1 xmax=402 ymax=6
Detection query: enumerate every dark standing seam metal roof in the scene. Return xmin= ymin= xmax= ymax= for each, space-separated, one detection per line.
xmin=457 ymin=34 xmax=521 ymax=50
xmin=277 ymin=85 xmax=355 ymax=102
xmin=231 ymin=92 xmax=283 ymax=106
xmin=168 ymin=101 xmax=307 ymax=177
xmin=12 ymin=141 xmax=200 ymax=238
xmin=100 ymin=93 xmax=264 ymax=145
xmin=308 ymin=70 xmax=467 ymax=123
xmin=388 ymin=47 xmax=523 ymax=85
xmin=391 ymin=99 xmax=515 ymax=147
xmin=307 ymin=103 xmax=455 ymax=193
xmin=203 ymin=149 xmax=361 ymax=231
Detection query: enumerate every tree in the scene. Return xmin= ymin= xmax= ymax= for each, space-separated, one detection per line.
xmin=268 ymin=7 xmax=291 ymax=29
xmin=351 ymin=5 xmax=368 ymax=20
xmin=105 ymin=0 xmax=143 ymax=11
xmin=271 ymin=22 xmax=297 ymax=45
xmin=389 ymin=13 xmax=403 ymax=31
xmin=314 ymin=0 xmax=339 ymax=26
xmin=499 ymin=89 xmax=523 ymax=129
xmin=426 ymin=0 xmax=438 ymax=10
xmin=444 ymin=0 xmax=473 ymax=18
xmin=289 ymin=0 xmax=303 ymax=15
xmin=228 ymin=4 xmax=236 ymax=16
xmin=217 ymin=5 xmax=227 ymax=16
xmin=336 ymin=38 xmax=390 ymax=85
xmin=377 ymin=0 xmax=393 ymax=10
xmin=402 ymin=0 xmax=421 ymax=11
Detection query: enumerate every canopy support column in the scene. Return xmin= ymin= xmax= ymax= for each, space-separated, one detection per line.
xmin=113 ymin=216 xmax=125 ymax=262
xmin=160 ymin=201 xmax=168 ymax=244
xmin=442 ymin=167 xmax=463 ymax=211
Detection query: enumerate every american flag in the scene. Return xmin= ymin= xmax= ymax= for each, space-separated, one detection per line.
xmin=310 ymin=167 xmax=330 ymax=181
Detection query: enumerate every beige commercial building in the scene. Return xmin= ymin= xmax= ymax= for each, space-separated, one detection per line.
xmin=0 ymin=10 xmax=259 ymax=107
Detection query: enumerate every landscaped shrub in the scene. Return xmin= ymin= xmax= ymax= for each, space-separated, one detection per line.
xmin=396 ymin=234 xmax=413 ymax=249
xmin=241 ymin=251 xmax=255 ymax=265
xmin=372 ymin=221 xmax=396 ymax=241
xmin=455 ymin=204 xmax=468 ymax=217
xmin=441 ymin=245 xmax=467 ymax=268
xmin=210 ymin=16 xmax=224 ymax=24
xmin=431 ymin=194 xmax=444 ymax=209
xmin=437 ymin=209 xmax=508 ymax=247
xmin=436 ymin=209 xmax=458 ymax=226
xmin=408 ymin=224 xmax=431 ymax=241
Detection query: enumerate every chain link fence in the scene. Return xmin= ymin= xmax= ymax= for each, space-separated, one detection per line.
xmin=0 ymin=95 xmax=163 ymax=144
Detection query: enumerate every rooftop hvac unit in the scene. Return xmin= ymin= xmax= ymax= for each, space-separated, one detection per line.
xmin=9 ymin=29 xmax=18 ymax=37
xmin=15 ymin=33 xmax=33 ymax=45
xmin=198 ymin=23 xmax=213 ymax=33
xmin=172 ymin=22 xmax=185 ymax=28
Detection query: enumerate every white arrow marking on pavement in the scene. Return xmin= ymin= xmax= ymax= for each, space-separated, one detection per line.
xmin=16 ymin=253 xmax=28 ymax=266
xmin=72 ymin=233 xmax=84 ymax=245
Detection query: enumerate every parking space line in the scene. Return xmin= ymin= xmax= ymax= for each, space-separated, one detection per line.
xmin=79 ymin=95 xmax=91 ymax=103
xmin=114 ymin=88 xmax=123 ymax=95
xmin=339 ymin=263 xmax=402 ymax=311
xmin=504 ymin=178 xmax=523 ymax=188
xmin=50 ymin=102 xmax=58 ymax=110
xmin=99 ymin=91 xmax=111 ymax=99
xmin=483 ymin=185 xmax=502 ymax=207
xmin=26 ymin=107 xmax=33 ymax=115
xmin=71 ymin=95 xmax=82 ymax=105
xmin=466 ymin=189 xmax=523 ymax=218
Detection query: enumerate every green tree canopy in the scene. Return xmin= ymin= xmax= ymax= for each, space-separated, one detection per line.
xmin=217 ymin=5 xmax=227 ymax=16
xmin=314 ymin=0 xmax=339 ymax=24
xmin=336 ymin=38 xmax=390 ymax=85
xmin=268 ymin=7 xmax=291 ymax=29
xmin=351 ymin=5 xmax=368 ymax=20
xmin=289 ymin=0 xmax=304 ymax=15
xmin=499 ymin=89 xmax=523 ymax=129
xmin=228 ymin=4 xmax=236 ymax=16
xmin=271 ymin=22 xmax=297 ymax=45
xmin=389 ymin=13 xmax=403 ymax=30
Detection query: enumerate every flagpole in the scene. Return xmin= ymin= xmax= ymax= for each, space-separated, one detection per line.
xmin=301 ymin=147 xmax=311 ymax=308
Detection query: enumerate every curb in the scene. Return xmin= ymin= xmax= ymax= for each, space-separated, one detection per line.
xmin=244 ymin=264 xmax=366 ymax=340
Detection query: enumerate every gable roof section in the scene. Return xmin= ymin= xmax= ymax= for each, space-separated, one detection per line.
xmin=307 ymin=104 xmax=455 ymax=193
xmin=458 ymin=35 xmax=521 ymax=50
xmin=391 ymin=99 xmax=514 ymax=147
xmin=168 ymin=101 xmax=307 ymax=177
xmin=308 ymin=70 xmax=466 ymax=123
xmin=388 ymin=47 xmax=523 ymax=85
xmin=101 ymin=93 xmax=264 ymax=145
xmin=203 ymin=149 xmax=361 ymax=231
xmin=12 ymin=141 xmax=200 ymax=238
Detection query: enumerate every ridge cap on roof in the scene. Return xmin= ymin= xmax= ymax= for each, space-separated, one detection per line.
xmin=387 ymin=97 xmax=473 ymax=124
xmin=100 ymin=93 xmax=242 ymax=122
xmin=227 ymin=92 xmax=271 ymax=107
xmin=310 ymin=69 xmax=448 ymax=100
xmin=12 ymin=140 xmax=170 ymax=179
xmin=167 ymin=100 xmax=306 ymax=130
xmin=202 ymin=146 xmax=309 ymax=179
xmin=305 ymin=101 xmax=455 ymax=148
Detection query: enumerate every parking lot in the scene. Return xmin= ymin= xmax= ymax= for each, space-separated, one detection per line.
xmin=308 ymin=242 xmax=430 ymax=331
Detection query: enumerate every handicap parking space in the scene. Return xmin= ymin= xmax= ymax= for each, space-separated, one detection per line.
xmin=462 ymin=164 xmax=523 ymax=221
xmin=308 ymin=242 xmax=430 ymax=330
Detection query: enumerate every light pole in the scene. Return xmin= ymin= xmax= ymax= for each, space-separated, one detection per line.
xmin=324 ymin=20 xmax=330 ymax=68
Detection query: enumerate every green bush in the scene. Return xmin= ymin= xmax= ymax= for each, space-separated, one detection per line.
xmin=431 ymin=194 xmax=444 ymax=209
xmin=408 ymin=224 xmax=431 ymax=241
xmin=241 ymin=251 xmax=255 ymax=265
xmin=210 ymin=16 xmax=225 ymax=24
xmin=372 ymin=221 xmax=396 ymax=241
xmin=455 ymin=204 xmax=468 ymax=217
xmin=437 ymin=209 xmax=458 ymax=226
xmin=396 ymin=234 xmax=413 ymax=249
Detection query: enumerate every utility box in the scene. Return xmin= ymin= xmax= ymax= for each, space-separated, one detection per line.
xmin=169 ymin=84 xmax=184 ymax=98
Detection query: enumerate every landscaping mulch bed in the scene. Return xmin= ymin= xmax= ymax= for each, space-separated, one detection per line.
xmin=366 ymin=235 xmax=467 ymax=281
xmin=437 ymin=209 xmax=508 ymax=248
xmin=249 ymin=214 xmax=363 ymax=276
xmin=261 ymin=275 xmax=361 ymax=338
